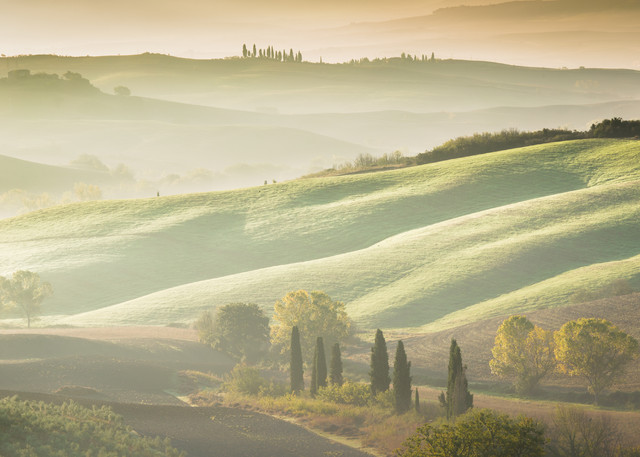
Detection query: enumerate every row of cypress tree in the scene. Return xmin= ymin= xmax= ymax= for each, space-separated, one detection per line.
xmin=291 ymin=326 xmax=473 ymax=418
xmin=241 ymin=44 xmax=303 ymax=63
xmin=290 ymin=327 xmax=344 ymax=396
xmin=370 ymin=329 xmax=413 ymax=413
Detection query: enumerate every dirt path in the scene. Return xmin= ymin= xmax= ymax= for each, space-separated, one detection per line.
xmin=0 ymin=391 xmax=374 ymax=457
xmin=113 ymin=402 xmax=374 ymax=457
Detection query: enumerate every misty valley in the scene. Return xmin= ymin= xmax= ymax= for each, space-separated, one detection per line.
xmin=2 ymin=1 xmax=640 ymax=455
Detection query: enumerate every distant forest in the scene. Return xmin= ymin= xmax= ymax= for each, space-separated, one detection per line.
xmin=415 ymin=118 xmax=640 ymax=165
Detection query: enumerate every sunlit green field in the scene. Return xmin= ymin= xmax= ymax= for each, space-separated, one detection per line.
xmin=1 ymin=138 xmax=639 ymax=331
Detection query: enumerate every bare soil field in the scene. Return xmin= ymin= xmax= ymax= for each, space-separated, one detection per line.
xmin=0 ymin=390 xmax=373 ymax=457
xmin=0 ymin=327 xmax=230 ymax=404
xmin=0 ymin=327 xmax=374 ymax=456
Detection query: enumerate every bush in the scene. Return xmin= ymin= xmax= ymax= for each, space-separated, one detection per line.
xmin=0 ymin=397 xmax=184 ymax=457
xmin=317 ymin=381 xmax=372 ymax=406
xmin=223 ymin=364 xmax=267 ymax=395
xmin=396 ymin=408 xmax=545 ymax=457
xmin=259 ymin=380 xmax=289 ymax=397
xmin=374 ymin=389 xmax=396 ymax=409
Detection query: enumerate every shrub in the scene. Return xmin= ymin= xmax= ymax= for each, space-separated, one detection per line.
xmin=259 ymin=380 xmax=289 ymax=397
xmin=0 ymin=397 xmax=184 ymax=457
xmin=396 ymin=408 xmax=545 ymax=457
xmin=317 ymin=381 xmax=372 ymax=406
xmin=223 ymin=364 xmax=267 ymax=395
xmin=374 ymin=389 xmax=396 ymax=409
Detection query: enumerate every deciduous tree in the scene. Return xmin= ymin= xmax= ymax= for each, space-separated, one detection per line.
xmin=0 ymin=270 xmax=52 ymax=328
xmin=271 ymin=290 xmax=350 ymax=362
xmin=490 ymin=315 xmax=555 ymax=395
xmin=554 ymin=318 xmax=639 ymax=405
xmin=197 ymin=303 xmax=270 ymax=364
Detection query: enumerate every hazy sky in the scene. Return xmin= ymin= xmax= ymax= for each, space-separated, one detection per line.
xmin=2 ymin=0 xmax=503 ymax=57
xmin=3 ymin=0 xmax=640 ymax=67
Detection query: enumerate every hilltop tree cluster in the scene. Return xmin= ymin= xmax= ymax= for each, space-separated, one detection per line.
xmin=347 ymin=52 xmax=436 ymax=65
xmin=1 ymin=69 xmax=100 ymax=95
xmin=241 ymin=44 xmax=303 ymax=63
xmin=416 ymin=118 xmax=640 ymax=166
xmin=491 ymin=315 xmax=638 ymax=404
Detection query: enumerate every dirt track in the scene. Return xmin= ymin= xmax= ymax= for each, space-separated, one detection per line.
xmin=0 ymin=330 xmax=374 ymax=456
xmin=0 ymin=390 xmax=373 ymax=457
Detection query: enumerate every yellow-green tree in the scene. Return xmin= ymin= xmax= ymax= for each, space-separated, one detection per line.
xmin=490 ymin=315 xmax=555 ymax=395
xmin=271 ymin=290 xmax=350 ymax=362
xmin=554 ymin=318 xmax=639 ymax=405
xmin=0 ymin=270 xmax=53 ymax=328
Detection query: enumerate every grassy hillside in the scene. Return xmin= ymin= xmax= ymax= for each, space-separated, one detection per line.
xmin=0 ymin=154 xmax=113 ymax=193
xmin=1 ymin=138 xmax=640 ymax=330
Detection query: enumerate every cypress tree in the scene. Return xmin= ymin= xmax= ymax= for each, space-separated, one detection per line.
xmin=369 ymin=329 xmax=390 ymax=395
xmin=252 ymin=44 xmax=257 ymax=58
xmin=415 ymin=388 xmax=420 ymax=413
xmin=310 ymin=336 xmax=327 ymax=396
xmin=290 ymin=326 xmax=304 ymax=393
xmin=393 ymin=340 xmax=412 ymax=414
xmin=440 ymin=339 xmax=473 ymax=420
xmin=316 ymin=337 xmax=328 ymax=389
xmin=242 ymin=44 xmax=248 ymax=58
xmin=329 ymin=342 xmax=343 ymax=386
xmin=310 ymin=343 xmax=318 ymax=396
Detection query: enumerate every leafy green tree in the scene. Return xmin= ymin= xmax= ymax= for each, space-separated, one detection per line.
xmin=396 ymin=409 xmax=545 ymax=457
xmin=0 ymin=270 xmax=53 ymax=328
xmin=415 ymin=388 xmax=420 ymax=413
xmin=290 ymin=325 xmax=304 ymax=393
xmin=329 ymin=342 xmax=343 ymax=386
xmin=271 ymin=290 xmax=350 ymax=361
xmin=242 ymin=44 xmax=248 ymax=58
xmin=370 ymin=329 xmax=391 ymax=395
xmin=393 ymin=340 xmax=412 ymax=414
xmin=440 ymin=339 xmax=473 ymax=420
xmin=490 ymin=315 xmax=556 ymax=395
xmin=554 ymin=318 xmax=639 ymax=405
xmin=198 ymin=303 xmax=270 ymax=363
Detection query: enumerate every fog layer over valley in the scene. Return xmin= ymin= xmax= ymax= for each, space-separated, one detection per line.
xmin=2 ymin=55 xmax=640 ymax=217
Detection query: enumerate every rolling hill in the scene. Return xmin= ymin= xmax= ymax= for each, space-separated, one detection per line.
xmin=0 ymin=154 xmax=113 ymax=194
xmin=1 ymin=138 xmax=639 ymax=332
xmin=5 ymin=54 xmax=640 ymax=113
